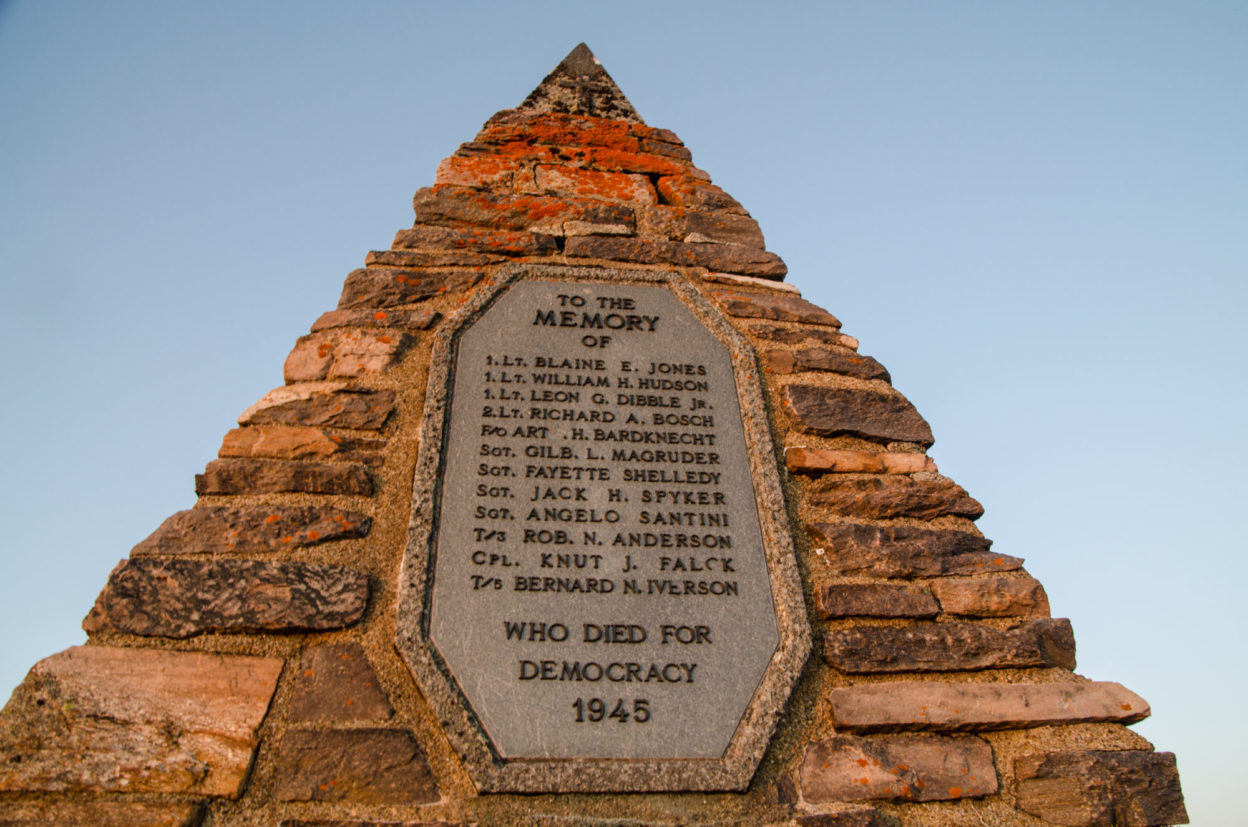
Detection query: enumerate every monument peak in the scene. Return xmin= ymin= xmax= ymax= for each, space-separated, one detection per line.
xmin=519 ymin=42 xmax=643 ymax=122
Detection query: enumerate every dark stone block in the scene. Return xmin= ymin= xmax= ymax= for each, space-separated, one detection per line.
xmin=132 ymin=505 xmax=371 ymax=555
xmin=337 ymin=267 xmax=482 ymax=310
xmin=785 ymin=384 xmax=931 ymax=445
xmin=274 ymin=729 xmax=439 ymax=805
xmin=825 ymin=619 xmax=1077 ymax=673
xmin=710 ymin=290 xmax=839 ymax=326
xmin=564 ymin=235 xmax=787 ymax=278
xmin=290 ymin=643 xmax=394 ymax=723
xmin=194 ymin=458 xmax=373 ymax=496
xmin=808 ymin=522 xmax=1017 ymax=578
xmin=1015 ymin=750 xmax=1188 ymax=826
xmin=817 ymin=583 xmax=939 ymax=619
xmin=392 ymin=223 xmax=559 ymax=256
xmin=240 ymin=388 xmax=396 ymax=430
xmin=806 ymin=476 xmax=984 ymax=520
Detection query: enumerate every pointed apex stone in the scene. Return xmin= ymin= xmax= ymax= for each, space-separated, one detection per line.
xmin=519 ymin=43 xmax=643 ymax=123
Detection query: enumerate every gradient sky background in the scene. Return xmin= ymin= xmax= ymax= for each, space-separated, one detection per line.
xmin=1 ymin=2 xmax=1244 ymax=822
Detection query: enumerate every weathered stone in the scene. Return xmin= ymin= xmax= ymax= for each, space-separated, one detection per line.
xmin=786 ymin=347 xmax=890 ymax=381
xmin=84 ymin=557 xmax=369 ymax=638
xmin=517 ymin=43 xmax=642 ymax=123
xmin=283 ymin=329 xmax=412 ymax=382
xmin=0 ymin=801 xmax=203 ymax=826
xmin=312 ymin=306 xmax=441 ymax=332
xmin=0 ymin=646 xmax=280 ymax=797
xmin=800 ymin=734 xmax=997 ymax=803
xmin=435 ymin=153 xmax=530 ymax=188
xmin=413 ymin=185 xmax=634 ymax=235
xmin=564 ymin=235 xmax=787 ymax=278
xmin=392 ymin=223 xmax=558 ymax=256
xmin=703 ymin=272 xmax=801 ymax=294
xmin=656 ymin=175 xmax=747 ymax=213
xmin=219 ymin=425 xmax=382 ymax=462
xmin=760 ymin=348 xmax=797 ymax=374
xmin=808 ymin=522 xmax=1016 ymax=578
xmin=818 ymin=583 xmax=938 ymax=619
xmin=281 ymin=822 xmax=455 ymax=827
xmin=337 ymin=267 xmax=482 ymax=309
xmin=240 ymin=385 xmax=396 ymax=430
xmin=480 ymin=108 xmax=641 ymax=151
xmin=131 ymin=505 xmax=371 ymax=555
xmin=931 ymin=574 xmax=1051 ymax=617
xmin=710 ymin=290 xmax=839 ymax=326
xmin=795 ymin=810 xmax=901 ymax=827
xmin=806 ymin=477 xmax=984 ymax=521
xmin=454 ymin=135 xmax=692 ymax=179
xmin=786 ymin=447 xmax=937 ymax=475
xmin=829 ymin=680 xmax=1151 ymax=733
xmin=1014 ymin=750 xmax=1188 ymax=826
xmin=639 ymin=205 xmax=766 ymax=247
xmin=749 ymin=321 xmax=860 ymax=350
xmin=364 ymin=248 xmax=505 ymax=267
xmin=195 ymin=458 xmax=373 ymax=496
xmin=825 ymin=619 xmax=1076 ymax=673
xmin=534 ymin=164 xmax=656 ymax=203
xmin=290 ymin=643 xmax=394 ymax=723
xmin=785 ymin=385 xmax=932 ymax=446
xmin=274 ymin=729 xmax=439 ymax=805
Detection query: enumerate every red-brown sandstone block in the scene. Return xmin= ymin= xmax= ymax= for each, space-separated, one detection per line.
xmin=274 ymin=729 xmax=439 ymax=804
xmin=785 ymin=385 xmax=933 ymax=446
xmin=364 ymin=248 xmax=505 ymax=267
xmin=0 ymin=801 xmax=203 ymax=826
xmin=132 ymin=505 xmax=371 ymax=555
xmin=1014 ymin=750 xmax=1188 ymax=826
xmin=534 ymin=164 xmax=656 ymax=203
xmin=337 ymin=267 xmax=482 ymax=309
xmin=656 ymin=175 xmax=747 ymax=213
xmin=639 ymin=205 xmax=765 ymax=247
xmin=710 ymin=290 xmax=839 ymax=326
xmin=564 ymin=235 xmax=787 ymax=278
xmin=807 ymin=476 xmax=984 ymax=520
xmin=195 ymin=458 xmax=373 ymax=496
xmin=824 ymin=619 xmax=1077 ymax=673
xmin=808 ymin=522 xmax=1016 ymax=578
xmin=786 ymin=447 xmax=937 ymax=475
xmin=220 ymin=425 xmax=377 ymax=462
xmin=794 ymin=810 xmax=901 ymax=827
xmin=793 ymin=347 xmax=891 ymax=381
xmin=749 ymin=321 xmax=860 ymax=350
xmin=392 ymin=223 xmax=559 ymax=256
xmin=931 ymin=574 xmax=1051 ymax=618
xmin=435 ymin=153 xmax=529 ymax=188
xmin=817 ymin=583 xmax=939 ymax=619
xmin=828 ymin=680 xmax=1151 ymax=733
xmin=84 ymin=558 xmax=370 ymax=638
xmin=312 ymin=306 xmax=441 ymax=332
xmin=478 ymin=110 xmax=642 ymax=152
xmin=761 ymin=348 xmax=796 ymax=374
xmin=413 ymin=185 xmax=634 ymax=234
xmin=0 ymin=646 xmax=281 ymax=797
xmin=283 ymin=329 xmax=412 ymax=382
xmin=240 ymin=384 xmax=396 ymax=430
xmin=290 ymin=643 xmax=394 ymax=723
xmin=800 ymin=734 xmax=997 ymax=803
xmin=639 ymin=137 xmax=693 ymax=161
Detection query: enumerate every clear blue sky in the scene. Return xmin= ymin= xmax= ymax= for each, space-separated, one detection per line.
xmin=2 ymin=2 xmax=1243 ymax=822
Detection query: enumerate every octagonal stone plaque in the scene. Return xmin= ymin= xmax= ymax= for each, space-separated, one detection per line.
xmin=397 ymin=265 xmax=809 ymax=792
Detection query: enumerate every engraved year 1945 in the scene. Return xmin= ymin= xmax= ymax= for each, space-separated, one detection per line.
xmin=573 ymin=697 xmax=651 ymax=724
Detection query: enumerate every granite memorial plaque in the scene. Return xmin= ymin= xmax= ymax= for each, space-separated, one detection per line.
xmin=398 ymin=266 xmax=809 ymax=792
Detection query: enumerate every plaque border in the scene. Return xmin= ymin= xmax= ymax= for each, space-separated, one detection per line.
xmin=396 ymin=264 xmax=811 ymax=793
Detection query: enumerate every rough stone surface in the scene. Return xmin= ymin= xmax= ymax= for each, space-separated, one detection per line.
xmin=0 ymin=646 xmax=280 ymax=796
xmin=289 ymin=643 xmax=394 ymax=723
xmin=931 ymin=574 xmax=1051 ymax=617
xmin=749 ymin=322 xmax=858 ymax=349
xmin=132 ymin=505 xmax=371 ymax=555
xmin=564 ymin=235 xmax=787 ymax=278
xmin=794 ymin=810 xmax=901 ymax=827
xmin=83 ymin=557 xmax=369 ymax=638
xmin=785 ymin=384 xmax=933 ymax=446
xmin=219 ymin=426 xmax=382 ymax=462
xmin=283 ymin=329 xmax=412 ymax=382
xmin=786 ymin=447 xmax=936 ymax=475
xmin=274 ymin=729 xmax=439 ymax=805
xmin=829 ymin=680 xmax=1151 ymax=733
xmin=710 ymin=290 xmax=839 ymax=326
xmin=281 ymin=822 xmax=454 ymax=827
xmin=762 ymin=347 xmax=890 ymax=381
xmin=703 ymin=272 xmax=801 ymax=294
xmin=413 ymin=185 xmax=634 ymax=235
xmin=364 ymin=248 xmax=505 ymax=268
xmin=337 ymin=266 xmax=482 ymax=309
xmin=817 ymin=583 xmax=938 ymax=619
xmin=312 ymin=306 xmax=441 ymax=332
xmin=392 ymin=223 xmax=558 ymax=256
xmin=639 ymin=205 xmax=765 ymax=247
xmin=825 ymin=619 xmax=1076 ymax=673
xmin=1014 ymin=750 xmax=1188 ymax=826
xmin=0 ymin=801 xmax=203 ymax=826
xmin=534 ymin=164 xmax=656 ymax=203
xmin=808 ymin=522 xmax=1017 ymax=579
xmin=519 ymin=43 xmax=643 ymax=122
xmin=806 ymin=476 xmax=984 ymax=521
xmin=195 ymin=458 xmax=373 ymax=496
xmin=655 ymin=176 xmax=746 ymax=213
xmin=800 ymin=734 xmax=997 ymax=803
xmin=239 ymin=385 xmax=396 ymax=430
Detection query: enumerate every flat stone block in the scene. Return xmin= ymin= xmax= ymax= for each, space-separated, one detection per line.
xmin=240 ymin=384 xmax=396 ymax=430
xmin=0 ymin=801 xmax=202 ymax=826
xmin=84 ymin=557 xmax=369 ymax=638
xmin=565 ymin=235 xmax=787 ymax=278
xmin=337 ymin=266 xmax=482 ymax=310
xmin=1014 ymin=750 xmax=1188 ymax=826
xmin=785 ymin=384 xmax=932 ymax=446
xmin=808 ymin=522 xmax=1017 ymax=578
xmin=132 ymin=505 xmax=371 ymax=555
xmin=195 ymin=457 xmax=373 ymax=496
xmin=829 ymin=680 xmax=1150 ymax=732
xmin=800 ymin=733 xmax=997 ymax=803
xmin=535 ymin=164 xmax=656 ymax=203
xmin=392 ymin=223 xmax=558 ymax=256
xmin=709 ymin=290 xmax=839 ymax=326
xmin=817 ymin=583 xmax=938 ymax=619
xmin=807 ymin=476 xmax=984 ymax=521
xmin=220 ymin=425 xmax=381 ymax=462
xmin=639 ymin=205 xmax=765 ymax=247
xmin=290 ymin=643 xmax=394 ymax=723
xmin=274 ymin=729 xmax=439 ymax=805
xmin=795 ymin=810 xmax=900 ymax=826
xmin=0 ymin=646 xmax=280 ymax=797
xmin=825 ymin=619 xmax=1076 ymax=673
xmin=931 ymin=573 xmax=1050 ymax=617
xmin=749 ymin=322 xmax=858 ymax=349
xmin=413 ymin=184 xmax=634 ymax=235
xmin=655 ymin=175 xmax=746 ymax=213
xmin=283 ymin=328 xmax=411 ymax=382
xmin=786 ymin=447 xmax=935 ymax=475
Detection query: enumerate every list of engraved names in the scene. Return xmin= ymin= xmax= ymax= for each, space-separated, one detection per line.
xmin=428 ymin=280 xmax=779 ymax=759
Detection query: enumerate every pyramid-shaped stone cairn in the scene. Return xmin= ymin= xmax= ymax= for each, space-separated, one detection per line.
xmin=0 ymin=45 xmax=1186 ymax=826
